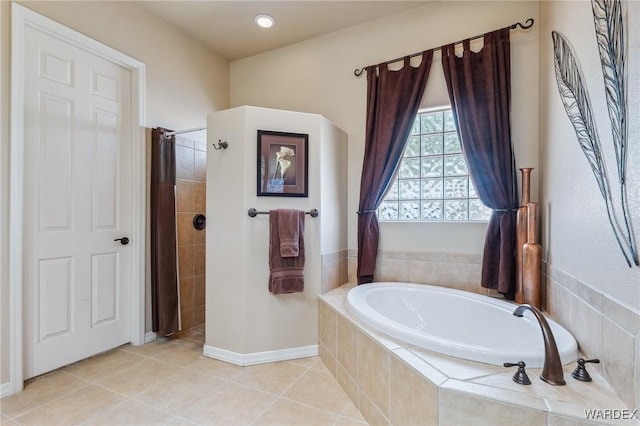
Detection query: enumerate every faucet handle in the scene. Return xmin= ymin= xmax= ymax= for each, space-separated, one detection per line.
xmin=571 ymin=358 xmax=600 ymax=382
xmin=504 ymin=361 xmax=531 ymax=385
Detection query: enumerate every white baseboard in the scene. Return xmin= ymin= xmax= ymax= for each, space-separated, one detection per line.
xmin=1 ymin=382 xmax=11 ymax=398
xmin=203 ymin=344 xmax=318 ymax=367
xmin=144 ymin=332 xmax=157 ymax=343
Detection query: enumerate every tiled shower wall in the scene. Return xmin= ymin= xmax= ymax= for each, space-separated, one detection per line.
xmin=176 ymin=136 xmax=207 ymax=330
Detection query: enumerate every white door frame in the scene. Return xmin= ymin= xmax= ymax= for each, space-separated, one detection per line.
xmin=9 ymin=3 xmax=147 ymax=395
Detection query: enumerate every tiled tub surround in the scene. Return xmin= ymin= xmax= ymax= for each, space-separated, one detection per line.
xmin=319 ymin=284 xmax=634 ymax=426
xmin=347 ymin=250 xmax=487 ymax=296
xmin=322 ymin=249 xmax=348 ymax=294
xmin=545 ymin=263 xmax=640 ymax=412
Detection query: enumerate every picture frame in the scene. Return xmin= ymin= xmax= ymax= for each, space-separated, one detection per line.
xmin=257 ymin=130 xmax=308 ymax=197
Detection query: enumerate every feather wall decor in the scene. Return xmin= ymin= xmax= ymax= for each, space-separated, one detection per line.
xmin=591 ymin=0 xmax=638 ymax=265
xmin=552 ymin=0 xmax=638 ymax=267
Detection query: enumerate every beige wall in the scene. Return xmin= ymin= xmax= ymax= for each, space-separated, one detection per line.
xmin=205 ymin=106 xmax=347 ymax=356
xmin=539 ymin=1 xmax=639 ymax=407
xmin=1 ymin=1 xmax=229 ymax=385
xmin=14 ymin=0 xmax=229 ymax=129
xmin=230 ymin=1 xmax=540 ymax=256
xmin=539 ymin=0 xmax=639 ymax=308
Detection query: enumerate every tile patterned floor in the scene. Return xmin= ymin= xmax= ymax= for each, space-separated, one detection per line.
xmin=1 ymin=326 xmax=367 ymax=425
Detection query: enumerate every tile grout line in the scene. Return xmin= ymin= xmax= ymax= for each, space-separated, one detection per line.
xmin=3 ymin=377 xmax=95 ymax=421
xmin=278 ymin=362 xmax=357 ymax=421
xmin=2 ymin=342 xmax=202 ymax=423
xmin=145 ymin=374 xmax=231 ymax=423
xmin=247 ymin=362 xmax=315 ymax=424
xmin=5 ymin=339 xmax=360 ymax=426
xmin=76 ymin=396 xmax=138 ymax=426
xmin=8 ymin=382 xmax=95 ymax=423
xmin=278 ymin=394 xmax=354 ymax=421
xmin=4 ymin=347 xmax=149 ymax=419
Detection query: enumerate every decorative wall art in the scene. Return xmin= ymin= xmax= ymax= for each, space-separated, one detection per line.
xmin=552 ymin=0 xmax=638 ymax=266
xmin=257 ymin=130 xmax=309 ymax=197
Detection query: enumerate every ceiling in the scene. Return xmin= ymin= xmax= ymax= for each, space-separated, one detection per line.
xmin=136 ymin=1 xmax=432 ymax=61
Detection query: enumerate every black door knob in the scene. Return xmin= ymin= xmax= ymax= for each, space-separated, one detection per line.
xmin=114 ymin=237 xmax=130 ymax=245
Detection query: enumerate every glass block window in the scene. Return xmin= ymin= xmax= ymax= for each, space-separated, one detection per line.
xmin=378 ymin=108 xmax=492 ymax=222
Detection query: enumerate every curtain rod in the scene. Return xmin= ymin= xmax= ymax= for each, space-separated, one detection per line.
xmin=353 ymin=18 xmax=534 ymax=77
xmin=163 ymin=126 xmax=206 ymax=137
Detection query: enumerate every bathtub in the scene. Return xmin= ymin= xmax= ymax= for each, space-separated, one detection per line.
xmin=346 ymin=282 xmax=578 ymax=368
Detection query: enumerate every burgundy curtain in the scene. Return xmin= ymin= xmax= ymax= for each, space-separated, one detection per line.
xmin=357 ymin=51 xmax=433 ymax=284
xmin=150 ymin=128 xmax=180 ymax=335
xmin=441 ymin=28 xmax=518 ymax=298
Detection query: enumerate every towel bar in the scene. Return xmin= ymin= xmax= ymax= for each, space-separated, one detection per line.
xmin=248 ymin=208 xmax=318 ymax=218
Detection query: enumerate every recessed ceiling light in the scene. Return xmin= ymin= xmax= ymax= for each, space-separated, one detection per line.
xmin=254 ymin=14 xmax=275 ymax=29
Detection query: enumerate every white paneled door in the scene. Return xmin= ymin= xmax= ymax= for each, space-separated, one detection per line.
xmin=22 ymin=23 xmax=133 ymax=379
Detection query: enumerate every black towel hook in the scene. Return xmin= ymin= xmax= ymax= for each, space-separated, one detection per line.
xmin=212 ymin=139 xmax=228 ymax=150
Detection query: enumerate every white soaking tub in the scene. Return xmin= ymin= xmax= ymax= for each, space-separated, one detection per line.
xmin=346 ymin=282 xmax=578 ymax=368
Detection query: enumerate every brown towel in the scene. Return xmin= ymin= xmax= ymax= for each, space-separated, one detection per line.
xmin=278 ymin=209 xmax=301 ymax=257
xmin=269 ymin=210 xmax=305 ymax=294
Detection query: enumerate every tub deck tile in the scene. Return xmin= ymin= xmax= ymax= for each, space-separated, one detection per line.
xmin=407 ymin=346 xmax=503 ymax=381
xmin=320 ymin=284 xmax=632 ymax=426
xmin=545 ymin=398 xmax=638 ymax=426
xmin=439 ymin=386 xmax=548 ymax=426
xmin=471 ymin=364 xmax=627 ymax=409
xmin=389 ymin=352 xmax=439 ymax=426
xmin=390 ymin=348 xmax=447 ymax=387
xmin=440 ymin=378 xmax=548 ymax=412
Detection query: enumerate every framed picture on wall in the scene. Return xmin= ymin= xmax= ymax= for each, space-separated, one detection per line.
xmin=257 ymin=130 xmax=308 ymax=197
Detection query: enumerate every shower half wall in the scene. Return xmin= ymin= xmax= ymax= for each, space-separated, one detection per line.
xmin=204 ymin=106 xmax=347 ymax=365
